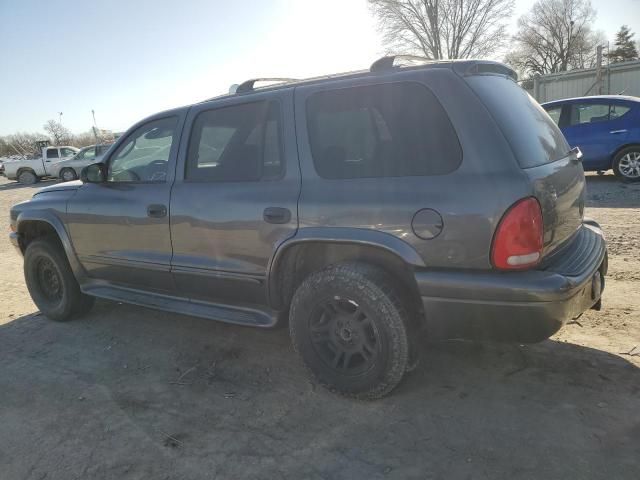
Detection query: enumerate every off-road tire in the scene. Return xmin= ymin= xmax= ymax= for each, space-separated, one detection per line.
xmin=612 ymin=146 xmax=640 ymax=182
xmin=17 ymin=170 xmax=38 ymax=185
xmin=24 ymin=238 xmax=94 ymax=321
xmin=289 ymin=263 xmax=410 ymax=399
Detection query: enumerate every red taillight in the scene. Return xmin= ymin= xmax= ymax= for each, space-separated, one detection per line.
xmin=491 ymin=197 xmax=543 ymax=270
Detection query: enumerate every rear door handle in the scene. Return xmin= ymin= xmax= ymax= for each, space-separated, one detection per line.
xmin=263 ymin=207 xmax=291 ymax=224
xmin=609 ymin=129 xmax=627 ymax=134
xmin=147 ymin=204 xmax=167 ymax=218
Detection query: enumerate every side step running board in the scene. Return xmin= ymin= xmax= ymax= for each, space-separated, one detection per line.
xmin=83 ymin=284 xmax=277 ymax=327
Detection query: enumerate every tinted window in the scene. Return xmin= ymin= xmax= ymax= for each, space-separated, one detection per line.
xmin=466 ymin=76 xmax=568 ymax=168
xmin=569 ymin=103 xmax=610 ymax=125
xmin=186 ymin=100 xmax=283 ymax=182
xmin=306 ymin=83 xmax=461 ymax=179
xmin=108 ymin=117 xmax=177 ymax=183
xmin=46 ymin=149 xmax=59 ymax=159
xmin=545 ymin=106 xmax=562 ymax=125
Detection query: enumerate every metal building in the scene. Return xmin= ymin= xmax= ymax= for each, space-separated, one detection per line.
xmin=527 ymin=59 xmax=640 ymax=102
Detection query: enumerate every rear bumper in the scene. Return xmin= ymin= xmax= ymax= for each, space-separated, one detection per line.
xmin=416 ymin=224 xmax=607 ymax=342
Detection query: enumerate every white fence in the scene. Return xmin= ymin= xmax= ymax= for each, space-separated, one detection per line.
xmin=527 ymin=60 xmax=640 ymax=103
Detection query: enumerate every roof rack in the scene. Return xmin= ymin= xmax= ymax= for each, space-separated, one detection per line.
xmin=370 ymin=55 xmax=431 ymax=72
xmin=234 ymin=77 xmax=298 ymax=94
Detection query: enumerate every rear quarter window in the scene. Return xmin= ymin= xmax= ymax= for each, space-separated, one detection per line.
xmin=305 ymin=82 xmax=462 ymax=179
xmin=466 ymin=76 xmax=569 ymax=168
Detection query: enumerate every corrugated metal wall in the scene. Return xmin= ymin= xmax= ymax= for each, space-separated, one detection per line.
xmin=526 ymin=60 xmax=640 ymax=102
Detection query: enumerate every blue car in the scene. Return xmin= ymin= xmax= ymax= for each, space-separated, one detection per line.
xmin=542 ymin=95 xmax=640 ymax=181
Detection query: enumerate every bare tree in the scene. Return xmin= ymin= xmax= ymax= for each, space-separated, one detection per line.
xmin=505 ymin=0 xmax=603 ymax=78
xmin=43 ymin=119 xmax=72 ymax=146
xmin=0 ymin=132 xmax=45 ymax=157
xmin=72 ymin=131 xmax=98 ymax=148
xmin=368 ymin=0 xmax=515 ymax=59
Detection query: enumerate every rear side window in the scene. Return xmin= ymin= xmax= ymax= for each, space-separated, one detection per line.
xmin=186 ymin=100 xmax=283 ymax=182
xmin=306 ymin=82 xmax=462 ymax=179
xmin=568 ymin=103 xmax=631 ymax=125
xmin=569 ymin=103 xmax=610 ymax=125
xmin=466 ymin=76 xmax=568 ymax=168
xmin=610 ymin=104 xmax=631 ymax=120
xmin=46 ymin=149 xmax=59 ymax=159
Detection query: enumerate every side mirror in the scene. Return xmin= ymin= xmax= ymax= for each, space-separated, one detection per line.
xmin=81 ymin=163 xmax=107 ymax=183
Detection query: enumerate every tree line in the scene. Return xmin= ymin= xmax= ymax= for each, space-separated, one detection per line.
xmin=368 ymin=0 xmax=639 ymax=82
xmin=0 ymin=120 xmax=110 ymax=158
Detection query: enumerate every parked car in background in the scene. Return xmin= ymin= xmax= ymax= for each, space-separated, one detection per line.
xmin=2 ymin=146 xmax=79 ymax=184
xmin=50 ymin=144 xmax=112 ymax=181
xmin=542 ymin=96 xmax=640 ymax=181
xmin=9 ymin=57 xmax=607 ymax=398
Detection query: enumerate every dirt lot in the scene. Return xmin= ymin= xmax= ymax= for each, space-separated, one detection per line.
xmin=0 ymin=174 xmax=638 ymax=480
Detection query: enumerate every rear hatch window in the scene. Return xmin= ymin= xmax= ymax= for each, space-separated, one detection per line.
xmin=465 ymin=75 xmax=569 ymax=168
xmin=466 ymin=74 xmax=584 ymax=255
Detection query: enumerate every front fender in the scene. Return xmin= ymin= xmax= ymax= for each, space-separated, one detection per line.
xmin=15 ymin=209 xmax=85 ymax=280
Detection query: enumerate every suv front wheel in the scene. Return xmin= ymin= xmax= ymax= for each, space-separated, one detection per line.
xmin=24 ymin=238 xmax=95 ymax=321
xmin=289 ymin=263 xmax=410 ymax=399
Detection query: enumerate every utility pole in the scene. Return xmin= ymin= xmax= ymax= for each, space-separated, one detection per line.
xmin=91 ymin=109 xmax=99 ymax=142
xmin=595 ymin=45 xmax=603 ymax=95
xmin=58 ymin=112 xmax=63 ymax=124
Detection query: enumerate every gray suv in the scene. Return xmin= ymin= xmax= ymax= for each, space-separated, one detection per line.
xmin=9 ymin=57 xmax=607 ymax=398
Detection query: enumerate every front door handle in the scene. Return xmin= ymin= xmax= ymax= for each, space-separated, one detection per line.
xmin=609 ymin=129 xmax=628 ymax=134
xmin=147 ymin=204 xmax=167 ymax=218
xmin=263 ymin=207 xmax=291 ymax=224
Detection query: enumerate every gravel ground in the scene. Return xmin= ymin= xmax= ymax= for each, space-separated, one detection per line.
xmin=0 ymin=173 xmax=638 ymax=480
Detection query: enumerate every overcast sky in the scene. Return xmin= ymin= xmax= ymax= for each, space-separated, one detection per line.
xmin=1 ymin=0 xmax=639 ymax=136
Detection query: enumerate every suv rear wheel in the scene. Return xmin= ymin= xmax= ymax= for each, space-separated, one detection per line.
xmin=24 ymin=238 xmax=94 ymax=321
xmin=289 ymin=263 xmax=410 ymax=399
xmin=613 ymin=146 xmax=640 ymax=182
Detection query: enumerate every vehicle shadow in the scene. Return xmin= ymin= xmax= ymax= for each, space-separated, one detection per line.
xmin=0 ymin=179 xmax=60 ymax=191
xmin=585 ymin=174 xmax=640 ymax=208
xmin=1 ymin=303 xmax=638 ymax=479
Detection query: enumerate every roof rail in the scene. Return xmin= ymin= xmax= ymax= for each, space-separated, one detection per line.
xmin=235 ymin=77 xmax=298 ymax=94
xmin=370 ymin=55 xmax=430 ymax=72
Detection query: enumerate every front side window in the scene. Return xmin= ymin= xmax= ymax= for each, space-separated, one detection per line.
xmin=83 ymin=148 xmax=97 ymax=160
xmin=107 ymin=117 xmax=177 ymax=183
xmin=545 ymin=106 xmax=562 ymax=126
xmin=569 ymin=103 xmax=610 ymax=125
xmin=60 ymin=147 xmax=77 ymax=157
xmin=46 ymin=149 xmax=59 ymax=159
xmin=186 ymin=100 xmax=283 ymax=182
xmin=96 ymin=145 xmax=111 ymax=156
xmin=306 ymin=82 xmax=462 ymax=179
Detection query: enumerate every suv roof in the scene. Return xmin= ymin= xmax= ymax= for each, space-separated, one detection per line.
xmin=201 ymin=56 xmax=518 ymax=104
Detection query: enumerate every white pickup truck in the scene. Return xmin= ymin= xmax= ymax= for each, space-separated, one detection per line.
xmin=2 ymin=146 xmax=79 ymax=184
